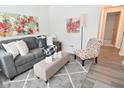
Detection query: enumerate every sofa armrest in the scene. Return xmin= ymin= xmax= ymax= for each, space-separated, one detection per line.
xmin=0 ymin=49 xmax=17 ymax=79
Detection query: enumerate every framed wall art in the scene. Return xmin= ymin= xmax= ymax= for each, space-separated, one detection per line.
xmin=0 ymin=13 xmax=39 ymax=37
xmin=66 ymin=17 xmax=80 ymax=33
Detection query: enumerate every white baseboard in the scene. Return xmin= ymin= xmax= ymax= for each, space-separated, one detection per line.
xmin=103 ymin=40 xmax=114 ymax=47
xmin=122 ymin=61 xmax=124 ymax=66
xmin=119 ymin=52 xmax=124 ymax=56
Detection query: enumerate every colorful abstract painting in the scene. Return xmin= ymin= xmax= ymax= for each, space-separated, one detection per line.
xmin=0 ymin=13 xmax=39 ymax=37
xmin=66 ymin=17 xmax=80 ymax=33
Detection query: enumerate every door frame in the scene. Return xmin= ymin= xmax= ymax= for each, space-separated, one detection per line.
xmin=111 ymin=12 xmax=120 ymax=45
xmin=98 ymin=5 xmax=124 ymax=48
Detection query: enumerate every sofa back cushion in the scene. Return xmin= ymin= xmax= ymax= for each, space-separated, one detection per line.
xmin=0 ymin=37 xmax=38 ymax=50
xmin=22 ymin=37 xmax=38 ymax=50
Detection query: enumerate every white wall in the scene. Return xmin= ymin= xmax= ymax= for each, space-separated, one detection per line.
xmin=0 ymin=5 xmax=49 ymax=40
xmin=0 ymin=5 xmax=102 ymax=53
xmin=49 ymin=5 xmax=101 ymax=53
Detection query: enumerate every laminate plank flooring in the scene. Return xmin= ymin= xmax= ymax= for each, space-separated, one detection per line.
xmin=84 ymin=46 xmax=124 ymax=88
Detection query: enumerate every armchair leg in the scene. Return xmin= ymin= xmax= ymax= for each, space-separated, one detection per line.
xmin=45 ymin=80 xmax=48 ymax=83
xmin=82 ymin=60 xmax=85 ymax=66
xmin=95 ymin=57 xmax=98 ymax=64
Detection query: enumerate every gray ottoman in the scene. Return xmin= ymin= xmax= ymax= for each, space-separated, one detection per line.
xmin=33 ymin=52 xmax=70 ymax=82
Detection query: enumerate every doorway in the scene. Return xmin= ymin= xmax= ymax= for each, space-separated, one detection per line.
xmin=98 ymin=6 xmax=124 ymax=48
xmin=103 ymin=12 xmax=121 ymax=46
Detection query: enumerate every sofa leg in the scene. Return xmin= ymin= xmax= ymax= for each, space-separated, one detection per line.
xmin=82 ymin=60 xmax=85 ymax=66
xmin=74 ymin=54 xmax=76 ymax=59
xmin=36 ymin=76 xmax=40 ymax=79
xmin=10 ymin=77 xmax=15 ymax=81
xmin=95 ymin=57 xmax=98 ymax=64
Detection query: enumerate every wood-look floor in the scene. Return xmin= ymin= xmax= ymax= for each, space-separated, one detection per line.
xmin=86 ymin=46 xmax=124 ymax=88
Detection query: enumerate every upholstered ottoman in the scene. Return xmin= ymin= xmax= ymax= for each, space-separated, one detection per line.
xmin=33 ymin=52 xmax=70 ymax=82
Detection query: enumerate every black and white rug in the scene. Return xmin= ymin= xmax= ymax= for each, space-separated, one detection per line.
xmin=0 ymin=55 xmax=111 ymax=88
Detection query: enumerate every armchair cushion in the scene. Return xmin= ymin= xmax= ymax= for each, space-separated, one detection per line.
xmin=76 ymin=38 xmax=102 ymax=60
xmin=76 ymin=49 xmax=96 ymax=60
xmin=86 ymin=38 xmax=102 ymax=57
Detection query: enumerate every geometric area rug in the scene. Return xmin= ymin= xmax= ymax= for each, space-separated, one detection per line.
xmin=0 ymin=55 xmax=112 ymax=88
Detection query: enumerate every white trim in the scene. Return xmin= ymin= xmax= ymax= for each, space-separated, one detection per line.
xmin=23 ymin=70 xmax=31 ymax=88
xmin=119 ymin=52 xmax=124 ymax=56
xmin=64 ymin=66 xmax=75 ymax=88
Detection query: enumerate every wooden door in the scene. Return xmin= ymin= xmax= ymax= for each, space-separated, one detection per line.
xmin=111 ymin=12 xmax=120 ymax=45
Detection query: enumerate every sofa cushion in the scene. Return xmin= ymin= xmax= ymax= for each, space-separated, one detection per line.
xmin=14 ymin=52 xmax=35 ymax=67
xmin=22 ymin=37 xmax=38 ymax=50
xmin=30 ymin=48 xmax=45 ymax=58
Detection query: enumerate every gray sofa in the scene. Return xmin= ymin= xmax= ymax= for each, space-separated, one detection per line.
xmin=0 ymin=37 xmax=46 ymax=80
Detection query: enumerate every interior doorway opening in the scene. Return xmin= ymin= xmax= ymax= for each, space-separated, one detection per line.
xmin=98 ymin=6 xmax=124 ymax=48
xmin=103 ymin=12 xmax=121 ymax=47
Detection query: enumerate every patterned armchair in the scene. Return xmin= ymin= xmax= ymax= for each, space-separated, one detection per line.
xmin=75 ymin=38 xmax=102 ymax=66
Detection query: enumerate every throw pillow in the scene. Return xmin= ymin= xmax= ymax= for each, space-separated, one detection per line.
xmin=2 ymin=42 xmax=19 ymax=58
xmin=47 ymin=36 xmax=53 ymax=45
xmin=15 ymin=40 xmax=29 ymax=56
xmin=36 ymin=35 xmax=47 ymax=48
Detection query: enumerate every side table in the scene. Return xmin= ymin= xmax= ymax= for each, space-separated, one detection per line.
xmin=53 ymin=41 xmax=62 ymax=52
